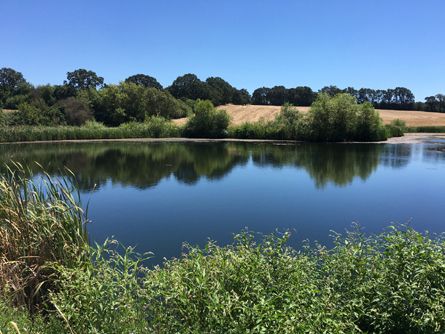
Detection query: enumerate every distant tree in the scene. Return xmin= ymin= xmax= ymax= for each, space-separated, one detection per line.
xmin=125 ymin=74 xmax=162 ymax=90
xmin=53 ymin=84 xmax=77 ymax=100
xmin=206 ymin=77 xmax=235 ymax=105
xmin=252 ymin=87 xmax=271 ymax=105
xmin=287 ymin=86 xmax=316 ymax=106
xmin=0 ymin=67 xmax=31 ymax=107
xmin=425 ymin=94 xmax=445 ymax=112
xmin=168 ymin=74 xmax=211 ymax=101
xmin=232 ymin=89 xmax=251 ymax=105
xmin=94 ymin=82 xmax=189 ymax=126
xmin=319 ymin=85 xmax=342 ymax=97
xmin=64 ymin=69 xmax=104 ymax=90
xmin=29 ymin=85 xmax=57 ymax=106
xmin=267 ymin=86 xmax=287 ymax=105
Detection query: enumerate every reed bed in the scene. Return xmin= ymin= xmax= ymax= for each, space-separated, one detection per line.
xmin=0 ymin=163 xmax=88 ymax=311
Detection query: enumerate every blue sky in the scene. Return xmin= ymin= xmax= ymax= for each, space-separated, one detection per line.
xmin=1 ymin=0 xmax=444 ymax=100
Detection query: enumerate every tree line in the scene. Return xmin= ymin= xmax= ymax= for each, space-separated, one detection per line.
xmin=1 ymin=67 xmax=444 ymax=128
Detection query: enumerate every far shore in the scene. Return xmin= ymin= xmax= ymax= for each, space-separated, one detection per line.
xmin=1 ymin=133 xmax=444 ymax=146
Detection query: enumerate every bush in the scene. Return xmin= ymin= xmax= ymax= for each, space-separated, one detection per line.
xmin=183 ymin=100 xmax=230 ymax=138
xmin=57 ymin=96 xmax=93 ymax=126
xmin=386 ymin=119 xmax=406 ymax=137
xmin=229 ymin=120 xmax=282 ymax=139
xmin=50 ymin=242 xmax=149 ymax=334
xmin=306 ymin=93 xmax=387 ymax=141
xmin=15 ymin=99 xmax=65 ymax=126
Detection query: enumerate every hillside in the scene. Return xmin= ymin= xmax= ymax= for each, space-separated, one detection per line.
xmin=173 ymin=104 xmax=445 ymax=127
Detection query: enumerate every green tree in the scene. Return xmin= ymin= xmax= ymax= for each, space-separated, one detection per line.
xmin=94 ymin=83 xmax=189 ymax=126
xmin=252 ymin=87 xmax=271 ymax=105
xmin=206 ymin=77 xmax=236 ymax=105
xmin=125 ymin=74 xmax=163 ymax=90
xmin=183 ymin=100 xmax=230 ymax=138
xmin=232 ymin=89 xmax=251 ymax=105
xmin=16 ymin=99 xmax=65 ymax=126
xmin=65 ymin=69 xmax=104 ymax=90
xmin=168 ymin=74 xmax=211 ymax=100
xmin=0 ymin=67 xmax=31 ymax=108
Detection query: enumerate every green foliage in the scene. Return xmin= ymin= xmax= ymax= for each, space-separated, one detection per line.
xmin=406 ymin=126 xmax=445 ymax=133
xmin=0 ymin=68 xmax=31 ymax=108
xmin=385 ymin=119 xmax=407 ymax=137
xmin=231 ymin=96 xmax=390 ymax=142
xmin=0 ymin=122 xmax=180 ymax=143
xmin=64 ymin=68 xmax=104 ymax=90
xmin=50 ymin=241 xmax=149 ymax=334
xmin=183 ymin=100 xmax=230 ymax=138
xmin=228 ymin=120 xmax=282 ymax=139
xmin=57 ymin=96 xmax=93 ymax=126
xmin=40 ymin=227 xmax=445 ymax=333
xmin=125 ymin=73 xmax=163 ymax=90
xmin=15 ymin=100 xmax=65 ymax=126
xmin=94 ymin=82 xmax=189 ymax=126
xmin=305 ymin=93 xmax=388 ymax=141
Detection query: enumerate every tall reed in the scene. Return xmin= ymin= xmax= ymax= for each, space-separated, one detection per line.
xmin=0 ymin=163 xmax=88 ymax=311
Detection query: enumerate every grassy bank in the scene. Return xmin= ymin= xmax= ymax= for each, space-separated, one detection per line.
xmin=406 ymin=126 xmax=445 ymax=133
xmin=0 ymin=118 xmax=181 ymax=143
xmin=1 ymin=167 xmax=445 ymax=333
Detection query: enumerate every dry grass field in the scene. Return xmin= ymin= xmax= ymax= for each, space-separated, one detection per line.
xmin=173 ymin=104 xmax=445 ymax=127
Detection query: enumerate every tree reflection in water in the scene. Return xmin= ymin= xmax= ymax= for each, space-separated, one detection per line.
xmin=0 ymin=141 xmax=414 ymax=191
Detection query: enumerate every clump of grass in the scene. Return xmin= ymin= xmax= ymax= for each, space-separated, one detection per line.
xmin=385 ymin=119 xmax=407 ymax=137
xmin=0 ymin=163 xmax=88 ymax=311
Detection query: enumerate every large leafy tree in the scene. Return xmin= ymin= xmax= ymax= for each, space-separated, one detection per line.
xmin=0 ymin=67 xmax=31 ymax=107
xmin=168 ymin=74 xmax=211 ymax=101
xmin=64 ymin=69 xmax=104 ymax=90
xmin=252 ymin=87 xmax=271 ymax=105
xmin=124 ymin=74 xmax=162 ymax=90
xmin=206 ymin=77 xmax=236 ymax=105
xmin=267 ymin=86 xmax=287 ymax=105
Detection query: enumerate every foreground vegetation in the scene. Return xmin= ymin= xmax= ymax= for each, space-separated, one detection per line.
xmin=1 ymin=167 xmax=445 ymax=333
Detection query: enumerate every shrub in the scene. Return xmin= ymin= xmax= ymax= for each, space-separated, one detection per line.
xmin=183 ymin=100 xmax=230 ymax=138
xmin=15 ymin=99 xmax=65 ymax=126
xmin=305 ymin=93 xmax=388 ymax=141
xmin=49 ymin=241 xmax=149 ymax=334
xmin=386 ymin=119 xmax=406 ymax=137
xmin=57 ymin=96 xmax=93 ymax=126
xmin=229 ymin=120 xmax=281 ymax=139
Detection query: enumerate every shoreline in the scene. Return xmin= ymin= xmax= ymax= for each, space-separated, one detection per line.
xmin=0 ymin=133 xmax=444 ymax=146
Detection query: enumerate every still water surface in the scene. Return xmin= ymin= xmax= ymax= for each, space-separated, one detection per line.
xmin=1 ymin=141 xmax=444 ymax=263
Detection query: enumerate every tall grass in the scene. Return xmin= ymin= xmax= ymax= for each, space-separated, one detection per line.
xmin=406 ymin=126 xmax=445 ymax=133
xmin=0 ymin=164 xmax=88 ymax=311
xmin=0 ymin=117 xmax=181 ymax=143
